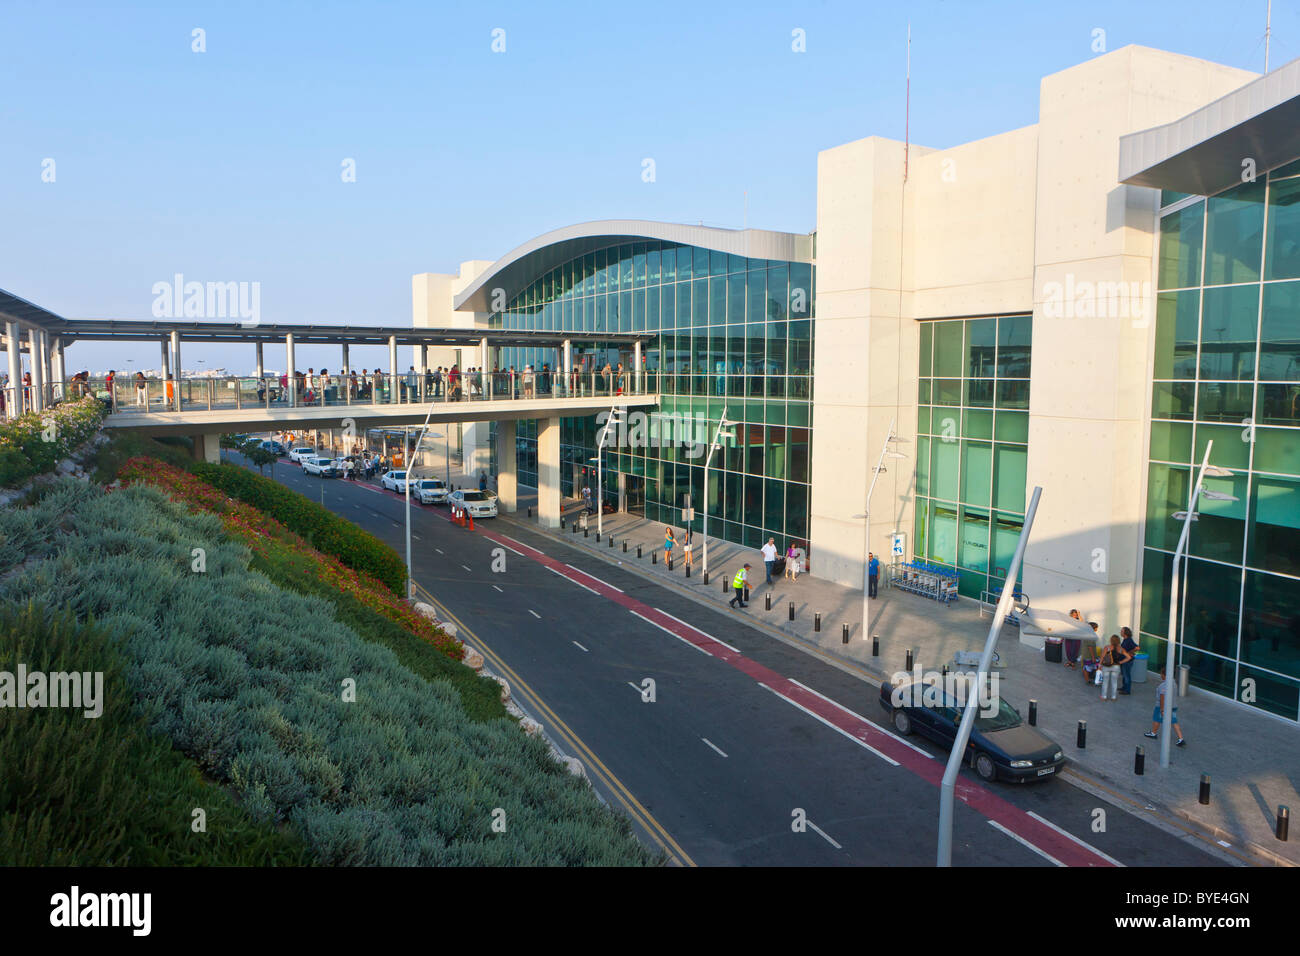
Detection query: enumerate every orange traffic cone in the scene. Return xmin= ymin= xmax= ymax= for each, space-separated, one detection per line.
xmin=467 ymin=513 xmax=475 ymax=531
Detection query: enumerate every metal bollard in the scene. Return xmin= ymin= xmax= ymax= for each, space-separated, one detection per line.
xmin=609 ymin=535 xmax=614 ymax=548
xmin=596 ymin=532 xmax=601 ymax=542
xmin=941 ymin=664 xmax=948 ymax=678
xmin=560 ymin=516 xmax=565 ymax=529
xmin=667 ymin=554 xmax=673 ymax=570
xmin=872 ymin=634 xmax=879 ymax=657
xmin=1278 ymin=806 xmax=1290 ymax=842
xmin=685 ymin=564 xmax=691 ymax=577
xmin=637 ymin=545 xmax=642 ymax=558
xmin=1135 ymin=746 xmax=1145 ymax=775
xmin=905 ymin=648 xmax=913 ymax=671
xmin=765 ymin=592 xmax=772 ymax=611
xmin=572 ymin=521 xmax=578 ymax=534
xmin=841 ymin=623 xmax=849 ymax=644
xmin=788 ymin=601 xmax=795 ymax=621
xmin=1199 ymin=774 xmax=1211 ymax=806
xmin=1076 ymin=720 xmax=1087 ymax=749
xmin=623 ymin=540 xmax=628 ymax=552
xmin=814 ymin=613 xmax=821 ymax=632
xmin=703 ymin=570 xmax=709 ymax=585
xmin=652 ymin=550 xmax=657 ymax=564
xmin=584 ymin=527 xmax=589 ymax=538
xmin=1028 ymin=699 xmax=1038 ymax=726
xmin=527 ymin=506 xmax=532 ymax=517
xmin=722 ymin=575 xmax=728 ymax=594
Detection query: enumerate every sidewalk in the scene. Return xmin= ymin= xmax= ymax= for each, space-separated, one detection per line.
xmin=501 ymin=503 xmax=1299 ymax=866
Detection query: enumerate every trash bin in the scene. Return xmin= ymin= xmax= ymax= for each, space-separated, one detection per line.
xmin=1044 ymin=637 xmax=1063 ymax=663
xmin=1131 ymin=652 xmax=1149 ymax=684
xmin=1178 ymin=663 xmax=1191 ymax=697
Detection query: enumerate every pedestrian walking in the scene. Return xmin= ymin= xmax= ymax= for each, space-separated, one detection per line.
xmin=729 ymin=564 xmax=751 ymax=608
xmin=683 ymin=529 xmax=693 ymax=570
xmin=1145 ymin=669 xmax=1186 ymax=746
xmin=868 ymin=551 xmax=880 ymax=598
xmin=664 ymin=527 xmax=676 ymax=560
xmin=1064 ymin=608 xmax=1083 ymax=669
xmin=1119 ymin=626 xmax=1139 ymax=695
xmin=761 ymin=537 xmax=777 ymax=585
xmin=784 ymin=542 xmax=800 ymax=580
xmin=134 ymin=370 xmax=148 ymax=406
xmin=582 ymin=484 xmax=593 ymax=516
xmin=479 ymin=470 xmax=488 ymax=492
xmin=1099 ymin=634 xmax=1129 ymax=701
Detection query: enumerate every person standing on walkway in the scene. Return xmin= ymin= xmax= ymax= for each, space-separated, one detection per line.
xmin=1145 ymin=669 xmax=1186 ymax=746
xmin=868 ymin=551 xmax=880 ymax=598
xmin=582 ymin=484 xmax=593 ymax=516
xmin=683 ymin=528 xmax=693 ymax=570
xmin=664 ymin=527 xmax=676 ymax=561
xmin=479 ymin=471 xmax=488 ymax=492
xmin=1119 ymin=627 xmax=1139 ymax=695
xmin=1099 ymin=634 xmax=1129 ymax=701
xmin=761 ymin=537 xmax=777 ymax=585
xmin=729 ymin=564 xmax=751 ymax=608
xmin=134 ymin=370 xmax=148 ymax=406
xmin=1064 ymin=608 xmax=1083 ymax=669
xmin=784 ymin=542 xmax=800 ymax=580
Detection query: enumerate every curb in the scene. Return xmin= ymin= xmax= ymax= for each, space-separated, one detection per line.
xmin=503 ymin=510 xmax=1295 ymax=868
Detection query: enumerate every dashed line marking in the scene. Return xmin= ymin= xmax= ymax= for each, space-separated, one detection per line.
xmin=805 ymin=819 xmax=842 ymax=850
xmin=757 ymin=683 xmax=899 ymax=766
xmin=528 ymin=609 xmax=541 ymax=619
xmin=435 ymin=548 xmax=444 ymax=554
xmin=413 ymin=533 xmax=421 ymax=540
xmin=701 ymin=738 xmax=728 ymax=758
xmin=988 ymin=819 xmax=1064 ymax=866
xmin=572 ymin=641 xmax=589 ymax=652
xmin=492 ymin=585 xmax=503 ymax=593
xmin=461 ymin=564 xmax=472 ymax=572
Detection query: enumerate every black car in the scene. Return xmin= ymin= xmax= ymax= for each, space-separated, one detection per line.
xmin=879 ymin=674 xmax=1065 ymax=783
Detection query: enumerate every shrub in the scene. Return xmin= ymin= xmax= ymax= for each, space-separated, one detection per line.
xmin=0 ymin=603 xmax=311 ymax=865
xmin=0 ymin=396 xmax=104 ymax=487
xmin=190 ymin=461 xmax=406 ymax=594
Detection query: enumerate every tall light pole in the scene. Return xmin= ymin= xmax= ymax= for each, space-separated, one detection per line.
xmin=853 ymin=418 xmax=908 ymax=642
xmin=404 ymin=406 xmax=444 ymax=601
xmin=938 ymin=486 xmax=1042 ymax=867
xmin=1164 ymin=440 xmax=1236 ymax=768
xmin=593 ymin=404 xmax=625 ymax=537
xmin=702 ymin=407 xmax=734 ymax=580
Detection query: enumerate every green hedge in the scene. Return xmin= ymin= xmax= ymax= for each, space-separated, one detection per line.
xmin=191 ymin=461 xmax=406 ymax=594
xmin=0 ymin=396 xmax=105 ymax=487
xmin=0 ymin=480 xmax=656 ymax=866
xmin=0 ymin=603 xmax=311 ymax=865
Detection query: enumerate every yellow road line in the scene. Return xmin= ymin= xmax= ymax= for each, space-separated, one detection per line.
xmin=425 ymin=591 xmax=696 ymax=868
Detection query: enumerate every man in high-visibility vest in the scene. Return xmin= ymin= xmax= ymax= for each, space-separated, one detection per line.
xmin=729 ymin=563 xmax=752 ymax=609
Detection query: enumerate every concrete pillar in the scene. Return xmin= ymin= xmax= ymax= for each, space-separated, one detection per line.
xmin=160 ymin=338 xmax=170 ymax=379
xmin=495 ymin=419 xmax=518 ymax=513
xmin=255 ymin=341 xmax=264 ymax=379
xmin=479 ymin=337 xmax=488 ymax=386
xmin=49 ymin=336 xmax=64 ymax=400
xmin=285 ymin=333 xmax=296 ymax=405
xmin=634 ymin=340 xmax=642 ymax=393
xmin=388 ymin=335 xmax=398 ymax=402
xmin=537 ymin=416 xmax=561 ymax=528
xmin=341 ymin=342 xmax=349 ymax=374
xmin=29 ymin=329 xmax=45 ymax=412
xmin=5 ymin=321 xmax=20 ymax=417
xmin=170 ymin=330 xmax=182 ymax=410
xmin=191 ymin=433 xmax=221 ymax=464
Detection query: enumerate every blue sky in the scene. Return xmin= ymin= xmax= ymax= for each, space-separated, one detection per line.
xmin=2 ymin=0 xmax=1294 ymax=373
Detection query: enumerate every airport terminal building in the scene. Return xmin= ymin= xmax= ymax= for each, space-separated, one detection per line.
xmin=414 ymin=46 xmax=1299 ymax=723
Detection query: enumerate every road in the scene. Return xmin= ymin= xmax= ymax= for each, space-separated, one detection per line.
xmin=235 ymin=453 xmax=1232 ymax=868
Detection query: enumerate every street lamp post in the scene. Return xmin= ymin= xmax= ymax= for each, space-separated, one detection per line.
xmin=853 ymin=418 xmax=908 ymax=642
xmin=403 ymin=406 xmax=444 ymax=601
xmin=1164 ymin=440 xmax=1235 ymax=768
xmin=594 ymin=404 xmax=625 ymax=537
xmin=702 ymin=407 xmax=734 ymax=581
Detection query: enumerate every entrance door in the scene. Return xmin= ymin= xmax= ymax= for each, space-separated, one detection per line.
xmin=624 ymin=476 xmax=645 ymax=516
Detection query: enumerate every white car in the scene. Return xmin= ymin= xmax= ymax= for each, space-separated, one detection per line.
xmin=302 ymin=456 xmax=338 ymax=477
xmin=289 ymin=447 xmax=318 ymax=463
xmin=415 ymin=478 xmax=449 ymax=504
xmin=449 ymin=489 xmax=498 ymax=518
xmin=380 ymin=470 xmax=410 ymax=493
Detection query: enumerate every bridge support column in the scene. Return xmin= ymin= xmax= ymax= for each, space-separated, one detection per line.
xmin=495 ymin=419 xmax=517 ymax=513
xmin=388 ymin=335 xmax=398 ymax=402
xmin=191 ymin=433 xmax=221 ymax=464
xmin=634 ymin=340 xmax=642 ymax=393
xmin=537 ymin=415 xmax=561 ymax=528
xmin=285 ymin=333 xmax=296 ymax=405
xmin=29 ymin=329 xmax=45 ymax=413
xmin=341 ymin=342 xmax=349 ymax=375
xmin=5 ymin=321 xmax=20 ymax=417
xmin=50 ymin=336 xmax=64 ymax=401
xmin=170 ymin=330 xmax=182 ymax=411
xmin=160 ymin=338 xmax=170 ymax=380
xmin=255 ymin=341 xmax=264 ymax=379
xmin=563 ymin=339 xmax=571 ymax=393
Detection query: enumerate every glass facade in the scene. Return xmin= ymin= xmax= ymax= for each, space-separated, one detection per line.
xmin=489 ymin=240 xmax=815 ymax=549
xmin=1145 ymin=164 xmax=1300 ymax=721
xmin=912 ymin=315 xmax=1032 ymax=598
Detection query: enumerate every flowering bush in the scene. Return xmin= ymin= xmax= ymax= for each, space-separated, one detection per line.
xmin=0 ymin=395 xmax=105 ymax=487
xmin=118 ymin=456 xmax=462 ymax=662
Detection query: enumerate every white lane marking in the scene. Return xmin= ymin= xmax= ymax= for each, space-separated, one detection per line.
xmin=528 ymin=609 xmax=541 ymax=619
xmin=629 ymin=610 xmax=712 ymax=657
xmin=653 ymin=608 xmax=739 ymax=653
xmin=492 ymin=585 xmax=503 ymax=593
xmin=413 ymin=534 xmax=421 ymax=540
xmin=392 ymin=520 xmax=401 ymax=527
xmin=757 ymin=683 xmax=899 ymax=767
xmin=988 ymin=819 xmax=1065 ymax=867
xmin=701 ymin=738 xmax=728 ymax=758
xmin=805 ymin=820 xmax=842 ymax=850
xmin=627 ymin=681 xmax=641 ymax=693
xmin=572 ymin=641 xmax=589 ymax=652
xmin=492 ymin=532 xmax=542 ymax=558
xmin=435 ymin=548 xmax=444 ymax=554
xmin=787 ymin=678 xmax=932 ymax=758
xmin=546 ymin=565 xmax=600 ymax=595
xmin=495 ymin=540 xmax=530 ymax=558
xmin=565 ymin=564 xmax=624 ymax=592
xmin=1026 ymin=811 xmax=1124 ymax=867
xmin=461 ymin=564 xmax=472 ymax=572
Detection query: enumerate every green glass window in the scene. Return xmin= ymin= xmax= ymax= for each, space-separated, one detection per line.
xmin=661 ymin=246 xmax=676 ymax=283
xmin=1205 ymin=181 xmax=1265 ymax=285
xmin=693 ymin=278 xmax=708 ymax=328
xmin=959 ymin=507 xmax=990 ymax=574
xmin=1145 ymin=463 xmax=1191 ymax=553
xmin=918 ymin=406 xmax=931 ymax=435
xmin=930 ymin=502 xmax=959 ymax=564
xmin=963 ymin=408 xmax=993 ymax=440
xmin=995 ymin=410 xmax=1029 ymax=443
xmin=1187 ymin=471 xmax=1248 ymax=563
xmin=916 ymin=436 xmax=930 ymax=496
xmin=1247 ymin=474 xmax=1300 ymax=575
xmin=965 ymin=379 xmax=995 ymax=408
xmin=1260 ymin=281 xmax=1300 ymax=381
xmin=1139 ymin=550 xmax=1174 ymax=638
xmin=1150 ymin=420 xmax=1193 ymax=462
xmin=1152 ymin=381 xmax=1196 ymax=420
xmin=1158 ymin=202 xmax=1205 ymax=290
xmin=1255 ymin=426 xmax=1300 ymax=476
xmin=991 ymin=513 xmax=1023 ymax=579
xmin=961 ymin=441 xmax=992 ymax=507
xmin=991 ymin=444 xmax=1026 ymax=513
xmin=967 ymin=318 xmax=997 ymax=378
xmin=931 ymin=439 xmax=959 ymax=501
xmin=934 ymin=321 xmax=964 ymax=377
xmin=676 ymin=246 xmax=693 ymax=281
xmin=919 ymin=323 xmax=933 ymax=377
xmin=996 ymin=380 xmax=1029 ymax=408
xmin=1241 ymin=570 xmax=1300 ymax=680
xmin=1235 ymin=664 xmax=1299 ymax=720
xmin=1199 ymin=284 xmax=1259 ymax=379
xmin=1196 ymin=382 xmax=1254 ymax=423
xmin=1154 ymin=291 xmax=1200 ymax=379
xmin=1257 ymin=384 xmax=1300 ymax=426
xmin=1194 ymin=423 xmax=1252 ymax=471
xmin=1266 ymin=176 xmax=1300 ymax=280
xmin=996 ymin=315 xmax=1031 ymax=378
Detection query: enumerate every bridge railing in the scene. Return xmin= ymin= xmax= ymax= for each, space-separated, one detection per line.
xmin=14 ymin=369 xmax=660 ymax=418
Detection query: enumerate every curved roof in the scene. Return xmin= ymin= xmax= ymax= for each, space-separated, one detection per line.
xmin=453 ymin=219 xmax=814 ymax=313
